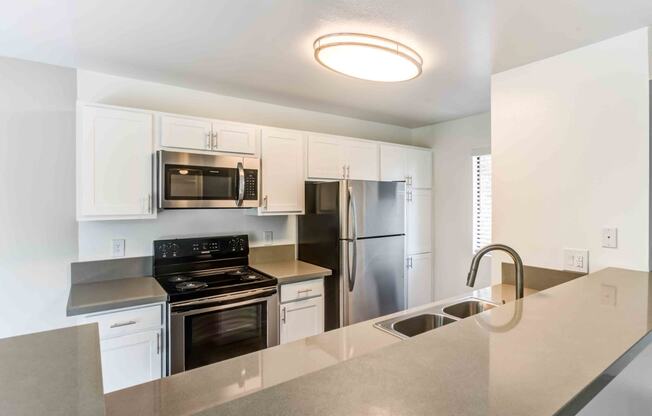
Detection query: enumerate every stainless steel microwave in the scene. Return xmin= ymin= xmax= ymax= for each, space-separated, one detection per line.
xmin=158 ymin=150 xmax=259 ymax=209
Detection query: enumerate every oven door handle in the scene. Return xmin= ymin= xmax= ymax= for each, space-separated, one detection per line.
xmin=237 ymin=161 xmax=245 ymax=206
xmin=171 ymin=287 xmax=277 ymax=314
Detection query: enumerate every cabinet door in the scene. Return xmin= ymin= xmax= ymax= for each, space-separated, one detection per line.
xmin=407 ymin=253 xmax=433 ymax=308
xmin=280 ymin=297 xmax=324 ymax=344
xmin=160 ymin=115 xmax=212 ymax=151
xmin=406 ymin=148 xmax=432 ymax=189
xmin=343 ymin=139 xmax=379 ymax=180
xmin=380 ymin=144 xmax=407 ymax=181
xmin=406 ymin=189 xmax=432 ymax=255
xmin=307 ymin=134 xmax=344 ymax=179
xmin=100 ymin=330 xmax=162 ymax=393
xmin=261 ymin=129 xmax=305 ymax=213
xmin=213 ymin=122 xmax=257 ymax=154
xmin=79 ymin=106 xmax=154 ymax=219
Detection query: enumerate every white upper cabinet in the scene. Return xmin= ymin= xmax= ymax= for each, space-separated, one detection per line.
xmin=342 ymin=139 xmax=379 ymax=180
xmin=307 ymin=134 xmax=343 ymax=179
xmin=407 ymin=189 xmax=432 ymax=255
xmin=160 ymin=115 xmax=257 ymax=155
xmin=260 ymin=128 xmax=305 ymax=214
xmin=213 ymin=121 xmax=257 ymax=154
xmin=406 ymin=148 xmax=432 ymax=189
xmin=380 ymin=144 xmax=407 ymax=181
xmin=307 ymin=134 xmax=379 ymax=180
xmin=380 ymin=144 xmax=432 ymax=188
xmin=160 ymin=115 xmax=212 ymax=151
xmin=78 ymin=105 xmax=155 ymax=220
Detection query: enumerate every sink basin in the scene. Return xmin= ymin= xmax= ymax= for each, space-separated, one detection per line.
xmin=442 ymin=299 xmax=498 ymax=319
xmin=391 ymin=314 xmax=456 ymax=337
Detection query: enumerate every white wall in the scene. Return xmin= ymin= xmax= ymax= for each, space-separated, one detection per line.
xmin=78 ymin=210 xmax=294 ymax=260
xmin=0 ymin=58 xmax=77 ymax=338
xmin=412 ymin=113 xmax=492 ymax=300
xmin=76 ymin=70 xmax=413 ymax=144
xmin=76 ymin=70 xmax=416 ymax=260
xmin=491 ymin=28 xmax=650 ymax=279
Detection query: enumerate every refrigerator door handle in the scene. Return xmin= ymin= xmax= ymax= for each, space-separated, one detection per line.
xmin=348 ymin=186 xmax=358 ymax=291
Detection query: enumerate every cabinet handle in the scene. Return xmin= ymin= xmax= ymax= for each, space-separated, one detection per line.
xmin=346 ymin=165 xmax=350 ymax=178
xmin=110 ymin=320 xmax=137 ymax=328
xmin=211 ymin=131 xmax=218 ymax=150
xmin=407 ymin=257 xmax=413 ymax=269
xmin=281 ymin=307 xmax=287 ymax=323
xmin=156 ymin=332 xmax=160 ymax=355
xmin=297 ymin=288 xmax=313 ymax=294
xmin=406 ymin=175 xmax=413 ymax=186
xmin=263 ymin=195 xmax=268 ymax=209
xmin=342 ymin=165 xmax=346 ymax=179
xmin=205 ymin=132 xmax=211 ymax=149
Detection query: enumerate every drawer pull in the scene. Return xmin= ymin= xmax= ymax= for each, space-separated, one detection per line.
xmin=110 ymin=320 xmax=137 ymax=328
xmin=297 ymin=289 xmax=313 ymax=294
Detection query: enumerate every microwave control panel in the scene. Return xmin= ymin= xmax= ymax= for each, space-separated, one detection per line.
xmin=243 ymin=169 xmax=258 ymax=200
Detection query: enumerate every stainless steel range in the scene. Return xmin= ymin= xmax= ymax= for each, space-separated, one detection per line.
xmin=153 ymin=235 xmax=278 ymax=375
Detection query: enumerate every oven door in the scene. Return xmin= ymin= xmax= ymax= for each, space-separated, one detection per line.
xmin=158 ymin=150 xmax=259 ymax=209
xmin=169 ymin=288 xmax=279 ymax=374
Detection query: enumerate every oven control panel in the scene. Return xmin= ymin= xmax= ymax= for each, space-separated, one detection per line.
xmin=154 ymin=235 xmax=248 ymax=259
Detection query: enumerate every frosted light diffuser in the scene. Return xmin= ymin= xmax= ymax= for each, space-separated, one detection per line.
xmin=313 ymin=33 xmax=423 ymax=82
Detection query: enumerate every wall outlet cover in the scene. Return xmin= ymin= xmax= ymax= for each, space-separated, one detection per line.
xmin=602 ymin=228 xmax=618 ymax=249
xmin=112 ymin=239 xmax=126 ymax=257
xmin=563 ymin=248 xmax=589 ymax=273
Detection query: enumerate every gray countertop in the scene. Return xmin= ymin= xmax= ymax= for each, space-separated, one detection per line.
xmin=67 ymin=276 xmax=167 ymax=316
xmin=186 ymin=268 xmax=652 ymax=416
xmin=0 ymin=324 xmax=105 ymax=416
xmin=251 ymin=260 xmax=332 ymax=284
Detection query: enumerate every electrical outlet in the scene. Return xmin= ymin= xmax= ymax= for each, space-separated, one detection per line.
xmin=602 ymin=228 xmax=618 ymax=248
xmin=563 ymin=248 xmax=589 ymax=273
xmin=112 ymin=239 xmax=126 ymax=257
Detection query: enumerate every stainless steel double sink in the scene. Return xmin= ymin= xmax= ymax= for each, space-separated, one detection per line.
xmin=374 ymin=297 xmax=500 ymax=339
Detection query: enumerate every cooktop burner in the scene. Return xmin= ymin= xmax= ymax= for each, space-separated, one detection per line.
xmin=168 ymin=275 xmax=192 ymax=283
xmin=176 ymin=281 xmax=208 ymax=291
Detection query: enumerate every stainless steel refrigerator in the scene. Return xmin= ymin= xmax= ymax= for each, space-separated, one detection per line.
xmin=298 ymin=180 xmax=405 ymax=329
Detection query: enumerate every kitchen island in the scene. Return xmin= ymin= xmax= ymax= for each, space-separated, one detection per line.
xmin=107 ymin=268 xmax=652 ymax=415
xmin=3 ymin=268 xmax=651 ymax=415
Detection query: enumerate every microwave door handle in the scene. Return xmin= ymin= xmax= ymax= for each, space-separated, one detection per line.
xmin=237 ymin=162 xmax=245 ymax=206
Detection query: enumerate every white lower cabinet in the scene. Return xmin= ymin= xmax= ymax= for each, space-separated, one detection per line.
xmin=279 ymin=278 xmax=325 ymax=344
xmin=100 ymin=329 xmax=162 ymax=393
xmin=407 ymin=252 xmax=433 ymax=308
xmin=79 ymin=303 xmax=165 ymax=393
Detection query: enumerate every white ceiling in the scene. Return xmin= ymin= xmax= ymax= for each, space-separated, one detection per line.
xmin=0 ymin=1 xmax=651 ymax=128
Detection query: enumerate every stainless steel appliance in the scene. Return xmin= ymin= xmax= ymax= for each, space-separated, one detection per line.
xmin=153 ymin=235 xmax=278 ymax=375
xmin=157 ymin=150 xmax=260 ymax=209
xmin=297 ymin=180 xmax=405 ymax=329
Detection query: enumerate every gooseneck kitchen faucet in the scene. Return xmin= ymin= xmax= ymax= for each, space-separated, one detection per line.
xmin=467 ymin=244 xmax=524 ymax=299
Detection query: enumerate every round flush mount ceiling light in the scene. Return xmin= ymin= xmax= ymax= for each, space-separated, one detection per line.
xmin=313 ymin=33 xmax=423 ymax=82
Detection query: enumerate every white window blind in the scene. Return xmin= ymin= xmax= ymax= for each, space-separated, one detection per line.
xmin=472 ymin=153 xmax=492 ymax=253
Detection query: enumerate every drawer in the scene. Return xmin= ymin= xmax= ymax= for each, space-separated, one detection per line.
xmin=281 ymin=278 xmax=324 ymax=303
xmin=80 ymin=304 xmax=164 ymax=340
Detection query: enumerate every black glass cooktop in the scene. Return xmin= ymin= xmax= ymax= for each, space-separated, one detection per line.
xmin=155 ymin=266 xmax=276 ymax=302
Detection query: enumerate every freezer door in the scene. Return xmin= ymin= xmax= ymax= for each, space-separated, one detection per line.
xmin=346 ymin=180 xmax=405 ymax=238
xmin=342 ymin=235 xmax=405 ymax=326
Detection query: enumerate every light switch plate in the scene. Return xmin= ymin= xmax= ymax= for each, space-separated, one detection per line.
xmin=112 ymin=239 xmax=126 ymax=257
xmin=563 ymin=248 xmax=589 ymax=273
xmin=602 ymin=228 xmax=618 ymax=248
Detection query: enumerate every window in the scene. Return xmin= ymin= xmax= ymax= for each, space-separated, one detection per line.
xmin=472 ymin=153 xmax=492 ymax=253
